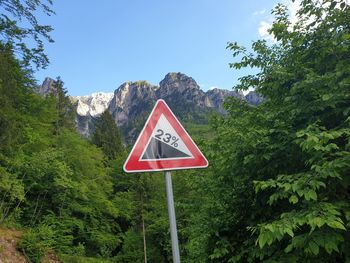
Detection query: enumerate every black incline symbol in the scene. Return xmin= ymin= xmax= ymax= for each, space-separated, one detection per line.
xmin=142 ymin=137 xmax=190 ymax=160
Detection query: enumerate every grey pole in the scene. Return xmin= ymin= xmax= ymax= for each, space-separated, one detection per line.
xmin=165 ymin=171 xmax=181 ymax=263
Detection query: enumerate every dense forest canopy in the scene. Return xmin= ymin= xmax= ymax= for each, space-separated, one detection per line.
xmin=0 ymin=0 xmax=349 ymax=262
xmin=200 ymin=0 xmax=350 ymax=261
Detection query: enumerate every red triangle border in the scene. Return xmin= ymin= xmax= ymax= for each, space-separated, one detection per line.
xmin=123 ymin=99 xmax=209 ymax=173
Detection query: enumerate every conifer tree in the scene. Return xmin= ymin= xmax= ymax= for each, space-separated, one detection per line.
xmin=52 ymin=77 xmax=75 ymax=134
xmin=92 ymin=110 xmax=124 ymax=160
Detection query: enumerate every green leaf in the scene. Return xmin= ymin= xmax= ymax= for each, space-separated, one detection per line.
xmin=284 ymin=243 xmax=293 ymax=253
xmin=312 ymin=217 xmax=325 ymax=229
xmin=285 ymin=228 xmax=294 ymax=238
xmin=327 ymin=220 xmax=346 ymax=230
xmin=289 ymin=195 xmax=299 ymax=204
xmin=325 ymin=241 xmax=339 ymax=254
xmin=322 ymin=94 xmax=332 ymax=101
xmin=258 ymin=232 xmax=268 ymax=248
xmin=308 ymin=241 xmax=319 ymax=255
xmin=309 ymin=190 xmax=317 ymax=201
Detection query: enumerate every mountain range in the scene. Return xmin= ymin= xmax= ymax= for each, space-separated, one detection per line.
xmin=38 ymin=72 xmax=262 ymax=141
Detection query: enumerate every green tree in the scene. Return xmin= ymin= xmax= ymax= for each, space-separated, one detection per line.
xmin=0 ymin=0 xmax=54 ymax=68
xmin=92 ymin=110 xmax=124 ymax=160
xmin=52 ymin=77 xmax=76 ymax=134
xmin=0 ymin=3 xmax=136 ymax=262
xmin=0 ymin=42 xmax=49 ymax=225
xmin=0 ymin=44 xmax=125 ymax=261
xmin=0 ymin=43 xmax=29 ymax=154
xmin=190 ymin=0 xmax=350 ymax=262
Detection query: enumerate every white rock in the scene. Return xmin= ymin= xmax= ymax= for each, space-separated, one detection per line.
xmin=75 ymin=92 xmax=114 ymax=117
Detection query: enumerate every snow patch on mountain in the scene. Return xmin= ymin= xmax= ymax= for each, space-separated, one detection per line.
xmin=75 ymin=92 xmax=114 ymax=117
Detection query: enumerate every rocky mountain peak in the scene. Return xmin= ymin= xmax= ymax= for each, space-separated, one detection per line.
xmin=156 ymin=72 xmax=212 ymax=108
xmin=112 ymin=81 xmax=158 ymax=108
xmin=35 ymin=77 xmax=56 ymax=95
xmin=108 ymin=81 xmax=158 ymax=126
xmin=118 ymin=80 xmax=155 ymax=91
xmin=159 ymin=72 xmax=200 ymax=93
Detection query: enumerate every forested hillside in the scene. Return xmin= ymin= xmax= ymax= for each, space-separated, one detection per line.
xmin=0 ymin=0 xmax=349 ymax=262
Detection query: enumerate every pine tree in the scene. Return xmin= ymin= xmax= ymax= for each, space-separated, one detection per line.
xmin=52 ymin=77 xmax=75 ymax=135
xmin=92 ymin=110 xmax=124 ymax=160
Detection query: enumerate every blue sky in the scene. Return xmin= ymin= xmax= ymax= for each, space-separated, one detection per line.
xmin=34 ymin=0 xmax=280 ymax=96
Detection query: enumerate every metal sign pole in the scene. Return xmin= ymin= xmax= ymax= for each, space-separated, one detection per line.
xmin=165 ymin=171 xmax=181 ymax=263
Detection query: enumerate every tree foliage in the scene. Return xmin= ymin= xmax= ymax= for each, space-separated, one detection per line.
xmin=52 ymin=77 xmax=76 ymax=134
xmin=0 ymin=44 xmax=125 ymax=261
xmin=191 ymin=0 xmax=350 ymax=262
xmin=92 ymin=110 xmax=124 ymax=160
xmin=0 ymin=0 xmax=54 ymax=68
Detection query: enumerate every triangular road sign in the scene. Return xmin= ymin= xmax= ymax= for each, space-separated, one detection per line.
xmin=123 ymin=99 xmax=208 ymax=173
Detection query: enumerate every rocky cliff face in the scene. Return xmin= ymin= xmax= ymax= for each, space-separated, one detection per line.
xmin=108 ymin=81 xmax=158 ymax=127
xmin=38 ymin=72 xmax=262 ymax=138
xmin=157 ymin=73 xmax=213 ymax=108
xmin=69 ymin=92 xmax=114 ymax=137
xmin=245 ymin=91 xmax=264 ymax=105
xmin=206 ymin=88 xmax=245 ymax=113
xmin=74 ymin=92 xmax=114 ymax=117
xmin=35 ymin=77 xmax=56 ymax=95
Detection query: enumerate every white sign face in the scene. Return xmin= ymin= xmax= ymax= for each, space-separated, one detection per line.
xmin=139 ymin=114 xmax=193 ymax=161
